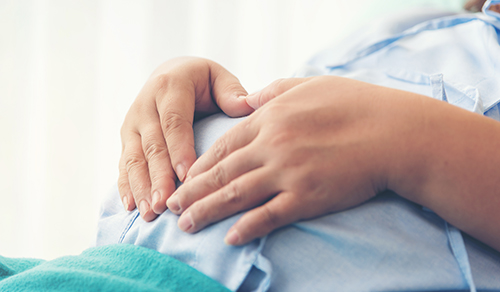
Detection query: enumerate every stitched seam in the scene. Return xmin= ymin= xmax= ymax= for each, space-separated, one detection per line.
xmin=118 ymin=211 xmax=140 ymax=243
xmin=327 ymin=17 xmax=481 ymax=69
xmin=446 ymin=222 xmax=477 ymax=292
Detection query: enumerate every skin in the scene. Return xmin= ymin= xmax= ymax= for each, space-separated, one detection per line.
xmin=165 ymin=76 xmax=500 ymax=251
xmin=122 ymin=3 xmax=496 ymax=220
xmin=120 ymin=58 xmax=500 ymax=252
xmin=119 ymin=5 xmax=500 ymax=250
xmin=464 ymin=0 xmax=487 ymax=12
xmin=119 ymin=57 xmax=252 ymax=221
xmin=465 ymin=0 xmax=500 ymax=13
xmin=491 ymin=4 xmax=500 ymax=13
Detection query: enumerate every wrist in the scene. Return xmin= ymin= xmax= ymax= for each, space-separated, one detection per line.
xmin=382 ymin=92 xmax=440 ymax=205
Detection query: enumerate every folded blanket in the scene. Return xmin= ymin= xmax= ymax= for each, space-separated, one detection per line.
xmin=0 ymin=244 xmax=231 ymax=292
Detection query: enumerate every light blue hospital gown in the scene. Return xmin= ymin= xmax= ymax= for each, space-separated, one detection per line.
xmin=96 ymin=2 xmax=500 ymax=291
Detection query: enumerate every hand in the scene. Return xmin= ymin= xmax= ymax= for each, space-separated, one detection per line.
xmin=166 ymin=76 xmax=432 ymax=245
xmin=119 ymin=57 xmax=253 ymax=221
xmin=464 ymin=0 xmax=485 ymax=12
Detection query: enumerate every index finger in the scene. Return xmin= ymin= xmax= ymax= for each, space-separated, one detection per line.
xmin=154 ymin=76 xmax=198 ymax=182
xmin=154 ymin=60 xmax=251 ymax=183
xmin=185 ymin=117 xmax=259 ymax=181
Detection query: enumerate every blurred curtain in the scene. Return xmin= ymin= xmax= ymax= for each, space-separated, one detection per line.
xmin=0 ymin=0 xmax=465 ymax=259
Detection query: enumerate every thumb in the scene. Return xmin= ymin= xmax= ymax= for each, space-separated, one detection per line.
xmin=209 ymin=63 xmax=253 ymax=117
xmin=245 ymin=77 xmax=313 ymax=110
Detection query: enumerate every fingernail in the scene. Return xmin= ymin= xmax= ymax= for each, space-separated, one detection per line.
xmin=244 ymin=93 xmax=259 ymax=109
xmin=224 ymin=229 xmax=240 ymax=245
xmin=122 ymin=196 xmax=129 ymax=210
xmin=176 ymin=164 xmax=187 ymax=182
xmin=167 ymin=195 xmax=181 ymax=213
xmin=139 ymin=200 xmax=149 ymax=216
xmin=245 ymin=93 xmax=254 ymax=101
xmin=152 ymin=191 xmax=161 ymax=207
xmin=178 ymin=212 xmax=193 ymax=232
xmin=237 ymin=95 xmax=247 ymax=99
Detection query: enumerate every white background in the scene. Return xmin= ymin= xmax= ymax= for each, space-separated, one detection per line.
xmin=0 ymin=0 xmax=466 ymax=260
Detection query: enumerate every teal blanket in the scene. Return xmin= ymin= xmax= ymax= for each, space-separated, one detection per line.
xmin=0 ymin=244 xmax=231 ymax=292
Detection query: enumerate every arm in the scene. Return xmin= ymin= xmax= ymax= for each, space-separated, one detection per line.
xmin=119 ymin=57 xmax=253 ymax=221
xmin=166 ymin=76 xmax=500 ymax=251
xmin=402 ymin=93 xmax=500 ymax=252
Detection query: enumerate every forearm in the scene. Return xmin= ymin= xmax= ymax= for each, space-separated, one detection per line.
xmin=392 ymin=95 xmax=500 ymax=251
xmin=165 ymin=76 xmax=500 ymax=248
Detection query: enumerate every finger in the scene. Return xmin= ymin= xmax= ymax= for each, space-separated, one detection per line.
xmin=167 ymin=144 xmax=264 ymax=214
xmin=154 ymin=79 xmax=197 ymax=182
xmin=118 ymin=154 xmax=135 ymax=211
xmin=175 ymin=167 xmax=279 ymax=233
xmin=245 ymin=77 xmax=313 ymax=109
xmin=185 ymin=118 xmax=259 ymax=181
xmin=209 ymin=61 xmax=253 ymax=117
xmin=154 ymin=59 xmax=252 ymax=182
xmin=122 ymin=132 xmax=158 ymax=221
xmin=140 ymin=123 xmax=177 ymax=214
xmin=224 ymin=192 xmax=302 ymax=245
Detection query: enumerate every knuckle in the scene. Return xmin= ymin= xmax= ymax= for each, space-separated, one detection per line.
xmin=189 ymin=201 xmax=206 ymax=228
xmin=259 ymin=204 xmax=281 ymax=228
xmin=143 ymin=140 xmax=167 ymax=162
xmin=117 ymin=178 xmax=129 ymax=195
xmin=263 ymin=131 xmax=295 ymax=163
xmin=267 ymin=130 xmax=293 ymax=148
xmin=221 ymin=181 xmax=243 ymax=205
xmin=176 ymin=192 xmax=191 ymax=213
xmin=258 ymin=101 xmax=282 ymax=120
xmin=130 ymin=184 xmax=149 ymax=200
xmin=211 ymin=165 xmax=228 ymax=189
xmin=120 ymin=123 xmax=138 ymax=144
xmin=212 ymin=139 xmax=229 ymax=161
xmin=151 ymin=73 xmax=173 ymax=93
xmin=269 ymin=78 xmax=286 ymax=97
xmin=125 ymin=154 xmax=147 ymax=173
xmin=128 ymin=169 xmax=149 ymax=189
xmin=162 ymin=111 xmax=189 ymax=138
xmin=148 ymin=171 xmax=164 ymax=187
